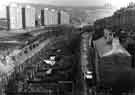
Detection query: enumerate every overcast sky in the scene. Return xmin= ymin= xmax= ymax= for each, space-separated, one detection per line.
xmin=1 ymin=0 xmax=135 ymax=8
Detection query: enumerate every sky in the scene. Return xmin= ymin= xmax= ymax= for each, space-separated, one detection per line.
xmin=0 ymin=0 xmax=135 ymax=8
